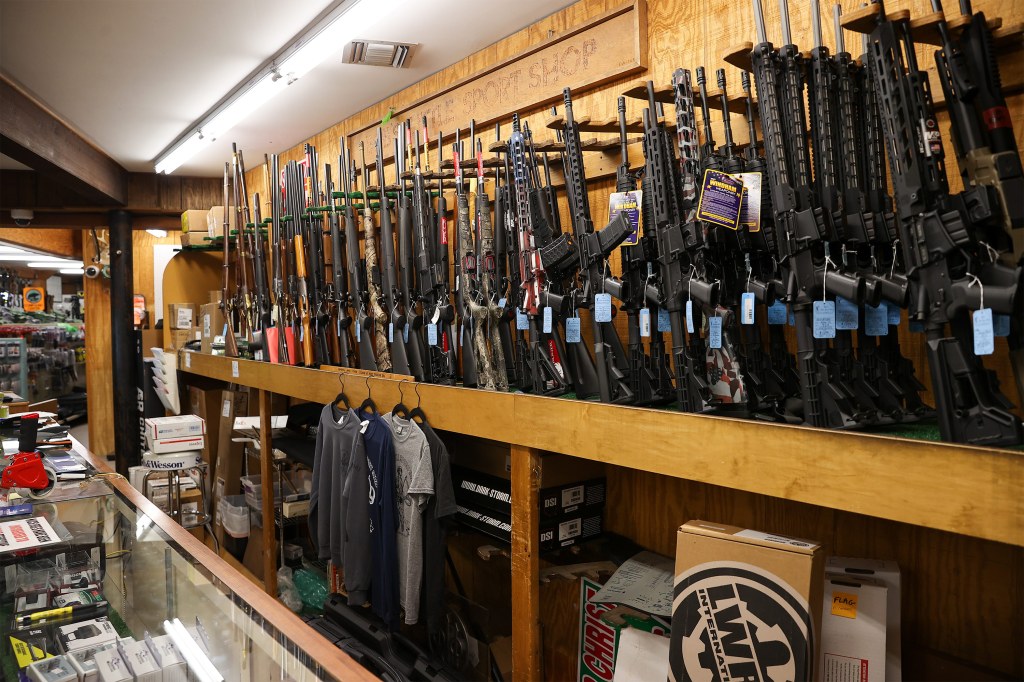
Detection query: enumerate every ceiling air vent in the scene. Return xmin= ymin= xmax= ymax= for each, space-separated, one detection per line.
xmin=343 ymin=40 xmax=416 ymax=68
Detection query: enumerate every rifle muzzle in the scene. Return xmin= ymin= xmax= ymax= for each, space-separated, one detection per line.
xmin=824 ymin=269 xmax=863 ymax=302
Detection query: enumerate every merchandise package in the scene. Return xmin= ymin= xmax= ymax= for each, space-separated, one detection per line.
xmin=26 ymin=654 xmax=77 ymax=682
xmin=826 ymin=556 xmax=901 ymax=680
xmin=145 ymin=435 xmax=205 ymax=455
xmin=56 ymin=617 xmax=118 ymax=653
xmin=144 ymin=415 xmax=205 ymax=441
xmin=819 ymin=576 xmax=887 ymax=681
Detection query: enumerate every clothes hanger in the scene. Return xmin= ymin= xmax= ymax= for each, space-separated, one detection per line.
xmin=409 ymin=382 xmax=428 ymax=425
xmin=392 ymin=380 xmax=412 ymax=420
xmin=333 ymin=374 xmax=351 ymax=410
xmin=358 ymin=375 xmax=377 ymax=415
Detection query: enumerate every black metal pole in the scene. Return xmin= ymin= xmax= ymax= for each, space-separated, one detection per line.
xmin=109 ymin=209 xmax=140 ymax=474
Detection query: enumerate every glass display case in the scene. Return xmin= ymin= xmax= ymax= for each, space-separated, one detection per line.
xmin=1 ymin=466 xmax=375 ymax=681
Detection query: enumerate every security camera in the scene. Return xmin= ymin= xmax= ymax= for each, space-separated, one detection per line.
xmin=10 ymin=209 xmax=33 ymax=227
xmin=84 ymin=264 xmax=101 ymax=279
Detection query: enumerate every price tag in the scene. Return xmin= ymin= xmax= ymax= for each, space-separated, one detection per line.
xmin=595 ymin=293 xmax=612 ymax=323
xmin=388 ymin=322 xmax=394 ymax=343
xmin=657 ymin=307 xmax=671 ymax=332
xmin=176 ymin=306 xmax=194 ymax=329
xmin=973 ymin=308 xmax=994 ymax=355
xmin=566 ymin=317 xmax=581 ymax=343
xmin=543 ymin=306 xmax=553 ymax=333
xmin=428 ymin=324 xmax=438 ymax=346
xmin=184 ymin=351 xmax=191 ymax=369
xmin=403 ymin=323 xmax=410 ymax=343
xmin=639 ymin=308 xmax=651 ymax=337
xmin=254 ymin=349 xmax=263 ymax=361
xmin=231 ymin=360 xmax=239 ymax=378
xmin=813 ymin=300 xmax=836 ymax=339
xmin=516 ymin=309 xmax=529 ymax=331
xmin=608 ymin=190 xmax=642 ymax=246
xmin=767 ymin=301 xmax=787 ymax=325
xmin=222 ymin=399 xmax=231 ymax=418
xmin=685 ymin=300 xmax=695 ymax=334
xmin=708 ymin=316 xmax=722 ymax=349
xmin=864 ymin=304 xmax=888 ymax=336
xmin=887 ymin=301 xmax=902 ymax=326
xmin=697 ymin=169 xmax=744 ymax=230
xmin=356 ymin=320 xmax=361 ymax=339
xmin=498 ymin=297 xmax=507 ymax=310
xmin=994 ymin=313 xmax=1011 ymax=337
xmin=459 ymin=324 xmax=464 ymax=347
xmin=740 ymin=292 xmax=755 ymax=325
xmin=835 ymin=296 xmax=859 ymax=331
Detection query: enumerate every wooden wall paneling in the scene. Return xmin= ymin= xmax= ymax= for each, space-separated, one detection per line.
xmin=539 ymin=574 xmax=584 ymax=682
xmin=131 ymin=229 xmax=184 ymax=327
xmin=160 ymin=250 xmax=226 ymax=349
xmin=84 ymin=227 xmax=114 ymax=457
xmin=0 ymin=227 xmax=79 ymax=258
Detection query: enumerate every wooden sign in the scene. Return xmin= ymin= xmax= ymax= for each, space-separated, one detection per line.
xmin=347 ymin=0 xmax=647 ymax=163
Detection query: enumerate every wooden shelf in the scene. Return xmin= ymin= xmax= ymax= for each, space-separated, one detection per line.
xmin=180 ymin=351 xmax=1024 ymax=547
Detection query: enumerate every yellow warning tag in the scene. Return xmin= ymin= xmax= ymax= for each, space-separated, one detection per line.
xmin=831 ymin=591 xmax=859 ymax=619
xmin=9 ymin=635 xmax=54 ymax=668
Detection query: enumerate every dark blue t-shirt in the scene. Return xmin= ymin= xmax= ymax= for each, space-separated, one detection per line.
xmin=363 ymin=412 xmax=399 ymax=629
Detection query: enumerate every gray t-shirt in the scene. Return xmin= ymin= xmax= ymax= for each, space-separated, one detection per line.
xmin=309 ymin=404 xmax=361 ymax=565
xmin=384 ymin=412 xmax=433 ymax=625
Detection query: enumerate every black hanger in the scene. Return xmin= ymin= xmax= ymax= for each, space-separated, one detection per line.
xmin=333 ymin=374 xmax=351 ymax=410
xmin=392 ymin=380 xmax=412 ymax=419
xmin=409 ymin=382 xmax=428 ymax=424
xmin=358 ymin=375 xmax=377 ymax=415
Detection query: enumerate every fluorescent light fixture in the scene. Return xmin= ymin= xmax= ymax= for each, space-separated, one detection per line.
xmin=60 ymin=268 xmax=85 ymax=275
xmin=146 ymin=228 xmax=169 ymax=238
xmin=153 ymin=0 xmax=405 ymax=174
xmin=0 ymin=246 xmax=29 ymax=254
xmin=28 ymin=261 xmax=82 ymax=269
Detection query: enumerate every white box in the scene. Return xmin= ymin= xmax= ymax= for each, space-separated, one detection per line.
xmin=67 ymin=645 xmax=109 ymax=682
xmin=27 ymin=655 xmax=77 ymax=682
xmin=146 ymin=435 xmax=205 ymax=454
xmin=144 ymin=415 xmax=205 ymax=441
xmin=57 ymin=617 xmax=118 ymax=653
xmin=94 ymin=647 xmax=131 ymax=682
xmin=826 ymin=556 xmax=901 ymax=681
xmin=146 ymin=634 xmax=187 ymax=682
xmin=120 ymin=640 xmax=160 ymax=682
xmin=820 ymin=576 xmax=887 ymax=681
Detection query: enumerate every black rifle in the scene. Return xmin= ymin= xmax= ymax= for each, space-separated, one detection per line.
xmin=492 ymin=130 xmax=519 ymax=387
xmin=395 ymin=129 xmax=427 ymax=381
xmin=341 ymin=146 xmax=378 ymax=370
xmin=749 ymin=0 xmax=865 ymax=429
xmin=865 ymin=0 xmax=1022 ymax=445
xmin=324 ymin=161 xmax=352 ymax=367
xmin=472 ymin=139 xmax=509 ymax=391
xmin=269 ymin=154 xmax=291 ymax=364
xmin=250 ymin=191 xmax=272 ymax=361
xmin=374 ymin=129 xmax=412 ymax=377
xmin=282 ymin=160 xmax=313 ymax=366
xmin=303 ymin=144 xmax=332 ymax=366
xmin=220 ymin=162 xmax=239 ymax=358
xmin=359 ymin=142 xmax=392 ymax=372
xmin=561 ymin=88 xmax=635 ymax=404
xmin=452 ymin=133 xmax=479 ymax=387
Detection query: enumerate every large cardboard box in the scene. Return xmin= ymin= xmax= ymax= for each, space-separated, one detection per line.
xmin=206 ymin=206 xmax=237 ymax=239
xmin=826 ymin=557 xmax=901 ymax=681
xmin=669 ymin=521 xmax=823 ymax=681
xmin=198 ymin=302 xmax=225 ymax=354
xmin=145 ymin=414 xmax=205 ymax=440
xmin=213 ymin=390 xmax=249 ymax=545
xmin=168 ymin=327 xmax=199 ymax=351
xmin=167 ymin=303 xmax=196 ymax=330
xmin=819 ymin=576 xmax=887 ymax=681
xmin=180 ymin=209 xmax=207 ymax=234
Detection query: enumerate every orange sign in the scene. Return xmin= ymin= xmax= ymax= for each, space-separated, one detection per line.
xmin=22 ymin=287 xmax=45 ymax=312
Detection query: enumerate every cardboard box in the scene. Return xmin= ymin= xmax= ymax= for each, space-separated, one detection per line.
xmin=213 ymin=390 xmax=249 ymax=545
xmin=145 ymin=635 xmax=185 ymax=681
xmin=669 ymin=521 xmax=823 ymax=681
xmin=93 ymin=646 xmax=131 ymax=682
xmin=209 ymin=290 xmax=222 ymax=304
xmin=145 ymin=415 xmax=205 ymax=441
xmin=826 ymin=557 xmax=901 ymax=681
xmin=27 ymin=655 xmax=77 ymax=682
xmin=577 ymin=577 xmax=670 ymax=682
xmin=56 ymin=617 xmax=118 ymax=653
xmin=198 ymin=302 xmax=225 ymax=354
xmin=145 ymin=434 xmax=205 ymax=454
xmin=206 ymin=205 xmax=237 ymax=239
xmin=188 ymin=385 xmax=223 ymax=476
xmin=452 ymin=464 xmax=605 ymax=519
xmin=166 ymin=303 xmax=196 ymax=330
xmin=180 ymin=209 xmax=207 ymax=234
xmin=455 ymin=502 xmax=602 ymax=551
xmin=120 ymin=639 xmax=160 ymax=682
xmin=179 ymin=230 xmax=210 ymax=247
xmin=819 ymin=576 xmax=887 ymax=681
xmin=168 ymin=327 xmax=199 ymax=351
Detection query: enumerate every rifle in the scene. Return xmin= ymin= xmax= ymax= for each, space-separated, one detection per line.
xmin=475 ymin=140 xmax=510 ymax=391
xmin=393 ymin=127 xmax=427 ymax=381
xmin=232 ymin=145 xmax=253 ymax=347
xmin=359 ymin=142 xmax=393 ymax=372
xmin=561 ymin=88 xmax=635 ymax=404
xmin=325 ymin=161 xmax=352 ymax=367
xmin=492 ymin=128 xmax=519 ymax=387
xmin=283 ymin=159 xmax=314 ymax=366
xmin=220 ymin=162 xmax=238 ymax=358
xmin=432 ymin=130 xmax=459 ymax=384
xmin=250 ymin=191 xmax=272 ymax=361
xmin=374 ymin=129 xmax=413 ymax=377
xmin=749 ymin=0 xmax=866 ymax=429
xmin=341 ymin=146 xmax=378 ymax=370
xmin=303 ymin=144 xmax=332 ymax=366
xmin=864 ymin=0 xmax=1022 ymax=445
xmin=268 ymin=154 xmax=291 ymax=364
xmin=452 ymin=133 xmax=479 ymax=387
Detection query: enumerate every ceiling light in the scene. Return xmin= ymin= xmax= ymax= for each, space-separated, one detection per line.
xmin=146 ymin=228 xmax=169 ymax=238
xmin=0 ymin=254 xmax=63 ymax=262
xmin=60 ymin=268 xmax=85 ymax=275
xmin=0 ymin=246 xmax=29 ymax=254
xmin=28 ymin=261 xmax=82 ymax=269
xmin=153 ymin=0 xmax=405 ymax=174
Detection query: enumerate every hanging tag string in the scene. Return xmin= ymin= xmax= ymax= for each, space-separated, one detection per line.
xmin=966 ymin=272 xmax=984 ymax=310
xmin=687 ymin=264 xmax=696 ymax=302
xmin=822 ymin=244 xmax=836 ymax=303
xmin=745 ymin=253 xmax=752 ymax=293
xmin=978 ymin=241 xmax=999 ymax=264
xmin=889 ymin=240 xmax=899 ymax=279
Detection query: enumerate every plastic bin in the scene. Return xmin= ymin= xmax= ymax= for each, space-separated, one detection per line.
xmin=241 ymin=471 xmax=311 ymax=511
xmin=217 ymin=495 xmax=250 ymax=538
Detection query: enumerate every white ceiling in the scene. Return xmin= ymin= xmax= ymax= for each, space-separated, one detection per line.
xmin=0 ymin=0 xmax=575 ymax=178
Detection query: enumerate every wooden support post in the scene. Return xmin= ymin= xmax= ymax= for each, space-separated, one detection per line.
xmin=510 ymin=444 xmax=542 ymax=681
xmin=259 ymin=389 xmax=278 ymax=596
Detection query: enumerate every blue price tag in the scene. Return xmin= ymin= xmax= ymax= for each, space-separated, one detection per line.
xmin=708 ymin=316 xmax=722 ymax=349
xmin=428 ymin=323 xmax=438 ymax=346
xmin=813 ymin=300 xmax=836 ymax=339
xmin=657 ymin=307 xmax=671 ymax=332
xmin=685 ymin=300 xmax=695 ymax=333
xmin=973 ymin=308 xmax=994 ymax=355
xmin=355 ymin=320 xmax=361 ymax=340
xmin=740 ymin=292 xmax=755 ymax=325
xmin=459 ymin=324 xmax=464 ymax=347
xmin=767 ymin=300 xmax=787 ymax=325
xmin=993 ymin=313 xmax=1011 ymax=337
xmin=543 ymin=306 xmax=553 ymax=333
xmin=403 ymin=323 xmax=410 ymax=343
xmin=909 ymin=319 xmax=925 ymax=333
xmin=835 ymin=296 xmax=859 ymax=331
xmin=639 ymin=308 xmax=651 ymax=337
xmin=516 ymin=309 xmax=529 ymax=331
xmin=566 ymin=317 xmax=581 ymax=343
xmin=865 ymin=304 xmax=888 ymax=336
xmin=222 ymin=323 xmax=228 ymax=338
xmin=595 ymin=293 xmax=612 ymax=323
xmin=886 ymin=301 xmax=902 ymax=326
xmin=498 ymin=297 xmax=507 ymax=310
xmin=388 ymin=322 xmax=394 ymax=343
